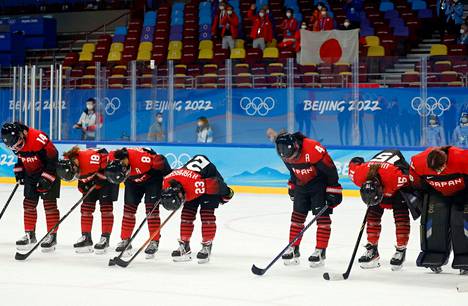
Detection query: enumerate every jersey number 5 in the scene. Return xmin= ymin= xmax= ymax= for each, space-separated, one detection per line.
xmin=186 ymin=156 xmax=210 ymax=172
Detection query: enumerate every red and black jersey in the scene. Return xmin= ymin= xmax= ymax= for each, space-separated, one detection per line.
xmin=74 ymin=148 xmax=109 ymax=189
xmin=163 ymin=155 xmax=230 ymax=203
xmin=410 ymin=146 xmax=468 ymax=197
xmin=281 ymin=133 xmax=340 ymax=192
xmin=14 ymin=125 xmax=58 ymax=176
xmin=110 ymin=147 xmax=171 ymax=184
xmin=349 ymin=150 xmax=410 ymax=208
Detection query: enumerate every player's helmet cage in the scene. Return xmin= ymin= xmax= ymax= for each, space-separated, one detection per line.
xmin=1 ymin=122 xmax=25 ymax=152
xmin=57 ymin=159 xmax=79 ymax=182
xmin=104 ymin=160 xmax=129 ymax=184
xmin=275 ymin=133 xmax=300 ymax=160
xmin=360 ymin=179 xmax=383 ymax=207
xmin=161 ymin=181 xmax=185 ymax=211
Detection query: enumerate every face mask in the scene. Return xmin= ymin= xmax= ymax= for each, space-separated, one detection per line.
xmin=197 ymin=122 xmax=204 ymax=128
xmin=462 ymin=117 xmax=468 ymax=124
xmin=227 ymin=10 xmax=232 ymax=15
xmin=461 ymin=29 xmax=465 ymax=34
xmin=86 ymin=103 xmax=94 ymax=110
xmin=344 ymin=22 xmax=350 ymax=27
xmin=219 ymin=5 xmax=224 ymax=10
xmin=429 ymin=120 xmax=437 ymax=125
xmin=259 ymin=12 xmax=264 ymax=17
xmin=266 ymin=9 xmax=270 ymax=14
xmin=286 ymin=12 xmax=291 ymax=18
xmin=321 ymin=11 xmax=327 ymax=16
xmin=317 ymin=5 xmax=322 ymax=10
xmin=301 ymin=24 xmax=307 ymax=29
xmin=157 ymin=117 xmax=163 ymax=123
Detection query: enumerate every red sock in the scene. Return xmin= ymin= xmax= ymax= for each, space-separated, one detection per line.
xmin=23 ymin=198 xmax=38 ymax=232
xmin=43 ymin=200 xmax=60 ymax=233
xmin=290 ymin=211 xmax=307 ymax=246
xmin=100 ymin=201 xmax=114 ymax=235
xmin=180 ymin=206 xmax=197 ymax=242
xmin=316 ymin=215 xmax=332 ymax=249
xmin=121 ymin=203 xmax=137 ymax=240
xmin=145 ymin=203 xmax=161 ymax=241
xmin=394 ymin=208 xmax=410 ymax=248
xmin=80 ymin=201 xmax=96 ymax=233
xmin=366 ymin=206 xmax=384 ymax=245
xmin=200 ymin=209 xmax=216 ymax=243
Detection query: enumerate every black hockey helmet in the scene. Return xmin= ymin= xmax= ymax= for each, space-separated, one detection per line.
xmin=360 ymin=179 xmax=383 ymax=207
xmin=1 ymin=122 xmax=24 ymax=152
xmin=161 ymin=180 xmax=185 ymax=211
xmin=57 ymin=159 xmax=79 ymax=182
xmin=104 ymin=160 xmax=129 ymax=184
xmin=275 ymin=133 xmax=300 ymax=159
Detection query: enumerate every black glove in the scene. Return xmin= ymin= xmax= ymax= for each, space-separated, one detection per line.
xmin=221 ymin=187 xmax=234 ymax=204
xmin=13 ymin=166 xmax=25 ymax=185
xmin=350 ymin=157 xmax=365 ymax=165
xmin=78 ymin=180 xmax=93 ymax=193
xmin=288 ymin=181 xmax=295 ymax=201
xmin=37 ymin=172 xmax=56 ymax=194
xmin=325 ymin=185 xmax=343 ymax=208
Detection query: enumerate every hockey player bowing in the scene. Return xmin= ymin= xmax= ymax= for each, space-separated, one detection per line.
xmin=1 ymin=122 xmax=60 ymax=252
xmin=160 ymin=155 xmax=234 ymax=264
xmin=410 ymin=146 xmax=468 ymax=274
xmin=275 ymin=132 xmax=343 ymax=267
xmin=57 ymin=146 xmax=119 ymax=254
xmin=349 ymin=150 xmax=419 ymax=271
xmin=105 ymin=147 xmax=171 ymax=258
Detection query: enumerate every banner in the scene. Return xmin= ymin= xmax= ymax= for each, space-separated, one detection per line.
xmin=298 ymin=29 xmax=359 ymax=65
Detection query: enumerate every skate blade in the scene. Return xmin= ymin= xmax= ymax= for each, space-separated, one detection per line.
xmin=430 ymin=267 xmax=443 ymax=274
xmin=360 ymin=260 xmax=381 ymax=269
xmin=74 ymin=246 xmax=94 ymax=254
xmin=145 ymin=253 xmax=155 ymax=260
xmin=198 ymin=257 xmax=210 ymax=264
xmin=309 ymin=261 xmax=325 ymax=268
xmin=120 ymin=250 xmax=133 ymax=258
xmin=41 ymin=246 xmax=56 ymax=253
xmin=283 ymin=258 xmax=300 ymax=266
xmin=94 ymin=248 xmax=108 ymax=255
xmin=391 ymin=264 xmax=403 ymax=272
xmin=173 ymin=255 xmax=193 ymax=262
xmin=16 ymin=244 xmax=34 ymax=252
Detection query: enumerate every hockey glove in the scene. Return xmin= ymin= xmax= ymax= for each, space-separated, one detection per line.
xmin=325 ymin=185 xmax=343 ymax=208
xmin=13 ymin=166 xmax=25 ymax=185
xmin=221 ymin=187 xmax=235 ymax=204
xmin=288 ymin=181 xmax=295 ymax=201
xmin=37 ymin=172 xmax=56 ymax=194
xmin=78 ymin=180 xmax=94 ymax=194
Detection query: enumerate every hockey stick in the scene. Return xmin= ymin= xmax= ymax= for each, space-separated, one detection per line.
xmin=114 ymin=207 xmax=180 ymax=268
xmin=323 ymin=209 xmax=369 ymax=281
xmin=457 ymin=282 xmax=468 ymax=293
xmin=108 ymin=201 xmax=161 ymax=266
xmin=15 ymin=186 xmax=96 ymax=261
xmin=0 ymin=183 xmax=19 ymax=221
xmin=251 ymin=205 xmax=330 ymax=276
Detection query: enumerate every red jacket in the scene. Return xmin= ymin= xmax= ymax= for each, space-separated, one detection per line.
xmin=248 ymin=9 xmax=273 ymax=42
xmin=280 ymin=17 xmax=298 ymax=39
xmin=310 ymin=9 xmax=320 ymax=27
xmin=220 ymin=12 xmax=239 ymax=38
xmin=313 ymin=16 xmax=334 ymax=31
xmin=74 ymin=148 xmax=109 ymax=191
xmin=211 ymin=9 xmax=227 ymax=36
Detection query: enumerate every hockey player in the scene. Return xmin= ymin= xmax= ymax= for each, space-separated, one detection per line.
xmin=349 ymin=150 xmax=417 ymax=271
xmin=1 ymin=122 xmax=60 ymax=252
xmin=160 ymin=155 xmax=234 ymax=263
xmin=275 ymin=132 xmax=343 ymax=267
xmin=56 ymin=146 xmax=118 ymax=254
xmin=104 ymin=147 xmax=171 ymax=258
xmin=410 ymin=146 xmax=468 ymax=274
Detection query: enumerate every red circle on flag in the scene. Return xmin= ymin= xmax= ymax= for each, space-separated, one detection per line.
xmin=319 ymin=39 xmax=342 ymax=64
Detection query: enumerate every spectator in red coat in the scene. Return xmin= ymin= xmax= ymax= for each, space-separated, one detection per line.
xmin=313 ymin=6 xmax=335 ymax=31
xmin=278 ymin=8 xmax=299 ymax=49
xmin=309 ymin=2 xmax=323 ymax=28
xmin=212 ymin=1 xmax=227 ymax=39
xmin=294 ymin=22 xmax=308 ymax=52
xmin=248 ymin=7 xmax=273 ymax=50
xmin=220 ymin=6 xmax=239 ymax=50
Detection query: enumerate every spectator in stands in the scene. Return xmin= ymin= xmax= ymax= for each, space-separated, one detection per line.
xmin=339 ymin=18 xmax=354 ymax=30
xmin=248 ymin=6 xmax=273 ymax=50
xmin=220 ymin=5 xmax=239 ymax=50
xmin=278 ymin=9 xmax=298 ymax=49
xmin=293 ymin=22 xmax=308 ymax=52
xmin=445 ymin=0 xmax=464 ymax=35
xmin=458 ymin=24 xmax=468 ymax=44
xmin=313 ymin=6 xmax=334 ymax=31
xmin=73 ymin=98 xmax=102 ymax=141
xmin=452 ymin=113 xmax=468 ymax=147
xmin=344 ymin=0 xmax=362 ymax=29
xmin=196 ymin=117 xmax=213 ymax=143
xmin=212 ymin=1 xmax=227 ymax=39
xmin=425 ymin=115 xmax=446 ymax=146
xmin=309 ymin=2 xmax=323 ymax=29
xmin=147 ymin=112 xmax=165 ymax=142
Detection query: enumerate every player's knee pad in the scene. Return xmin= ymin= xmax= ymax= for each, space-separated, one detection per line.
xmin=451 ymin=201 xmax=468 ymax=269
xmin=417 ymin=193 xmax=451 ymax=267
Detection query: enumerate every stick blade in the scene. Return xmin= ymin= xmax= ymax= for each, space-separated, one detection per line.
xmin=15 ymin=252 xmax=29 ymax=261
xmin=323 ymin=272 xmax=345 ymax=281
xmin=457 ymin=282 xmax=468 ymax=293
xmin=114 ymin=257 xmax=130 ymax=268
xmin=251 ymin=264 xmax=266 ymax=276
xmin=108 ymin=257 xmax=117 ymax=266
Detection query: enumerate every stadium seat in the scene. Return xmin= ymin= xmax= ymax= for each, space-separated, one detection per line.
xmin=430 ymin=44 xmax=447 ymax=56
xmin=137 ymin=50 xmax=151 ymax=61
xmin=199 ymin=48 xmax=213 ymax=60
xmin=230 ymin=48 xmax=246 ymax=59
xmin=82 ymin=43 xmax=96 ymax=53
xmin=139 ymin=42 xmax=153 ymax=52
xmin=234 ymin=39 xmax=245 ymax=49
xmin=266 ymin=39 xmax=277 ymax=48
xmin=199 ymin=40 xmax=213 ymax=50
xmin=367 ymin=46 xmax=385 ymax=56
xmin=401 ymin=71 xmax=420 ymax=83
xmin=110 ymin=43 xmax=124 ymax=53
xmin=433 ymin=61 xmax=451 ymax=72
xmin=167 ymin=49 xmax=182 ymax=60
xmin=107 ymin=51 xmax=122 ymax=62
xmin=169 ymin=40 xmax=183 ymax=51
xmin=263 ymin=47 xmax=279 ymax=59
xmin=79 ymin=52 xmax=93 ymax=62
xmin=365 ymin=36 xmax=380 ymax=47
xmin=439 ymin=71 xmax=458 ymax=83
xmin=234 ymin=73 xmax=253 ymax=88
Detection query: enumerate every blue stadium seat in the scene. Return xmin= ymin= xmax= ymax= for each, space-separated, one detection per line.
xmin=379 ymin=2 xmax=394 ymax=12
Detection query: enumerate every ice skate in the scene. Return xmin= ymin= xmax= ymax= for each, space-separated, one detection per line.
xmin=172 ymin=240 xmax=192 ymax=262
xmin=390 ymin=247 xmax=406 ymax=271
xmin=144 ymin=240 xmax=159 ymax=259
xmin=197 ymin=241 xmax=212 ymax=264
xmin=94 ymin=234 xmax=110 ymax=255
xmin=115 ymin=239 xmax=133 ymax=258
xmin=73 ymin=233 xmax=93 ymax=253
xmin=16 ymin=231 xmax=36 ymax=251
xmin=308 ymin=248 xmax=326 ymax=268
xmin=282 ymin=245 xmax=300 ymax=266
xmin=359 ymin=243 xmax=380 ymax=269
xmin=41 ymin=233 xmax=57 ymax=253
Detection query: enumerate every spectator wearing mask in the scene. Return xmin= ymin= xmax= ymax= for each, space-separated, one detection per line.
xmin=248 ymin=6 xmax=273 ymax=50
xmin=458 ymin=24 xmax=468 ymax=45
xmin=73 ymin=98 xmax=103 ymax=141
xmin=278 ymin=8 xmax=299 ymax=49
xmin=344 ymin=0 xmax=362 ymax=28
xmin=425 ymin=115 xmax=446 ymax=146
xmin=212 ymin=2 xmax=227 ymax=39
xmin=196 ymin=117 xmax=213 ymax=143
xmin=294 ymin=22 xmax=308 ymax=52
xmin=220 ymin=5 xmax=239 ymax=50
xmin=313 ymin=6 xmax=334 ymax=32
xmin=445 ymin=0 xmax=464 ymax=35
xmin=452 ymin=112 xmax=468 ymax=147
xmin=339 ymin=18 xmax=353 ymax=30
xmin=147 ymin=112 xmax=165 ymax=142
xmin=310 ymin=3 xmax=323 ymax=29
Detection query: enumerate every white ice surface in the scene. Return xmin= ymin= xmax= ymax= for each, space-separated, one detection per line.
xmin=0 ymin=185 xmax=466 ymax=306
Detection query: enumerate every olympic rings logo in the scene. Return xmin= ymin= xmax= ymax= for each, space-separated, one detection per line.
xmin=165 ymin=153 xmax=191 ymax=169
xmin=411 ymin=96 xmax=451 ymax=117
xmin=104 ymin=97 xmax=121 ymax=116
xmin=240 ymin=97 xmax=275 ymax=116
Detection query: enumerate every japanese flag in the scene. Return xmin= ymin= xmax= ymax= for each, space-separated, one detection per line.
xmin=298 ymin=29 xmax=359 ymax=65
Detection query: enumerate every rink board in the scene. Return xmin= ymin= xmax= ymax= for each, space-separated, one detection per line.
xmin=0 ymin=142 xmax=422 ymax=195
